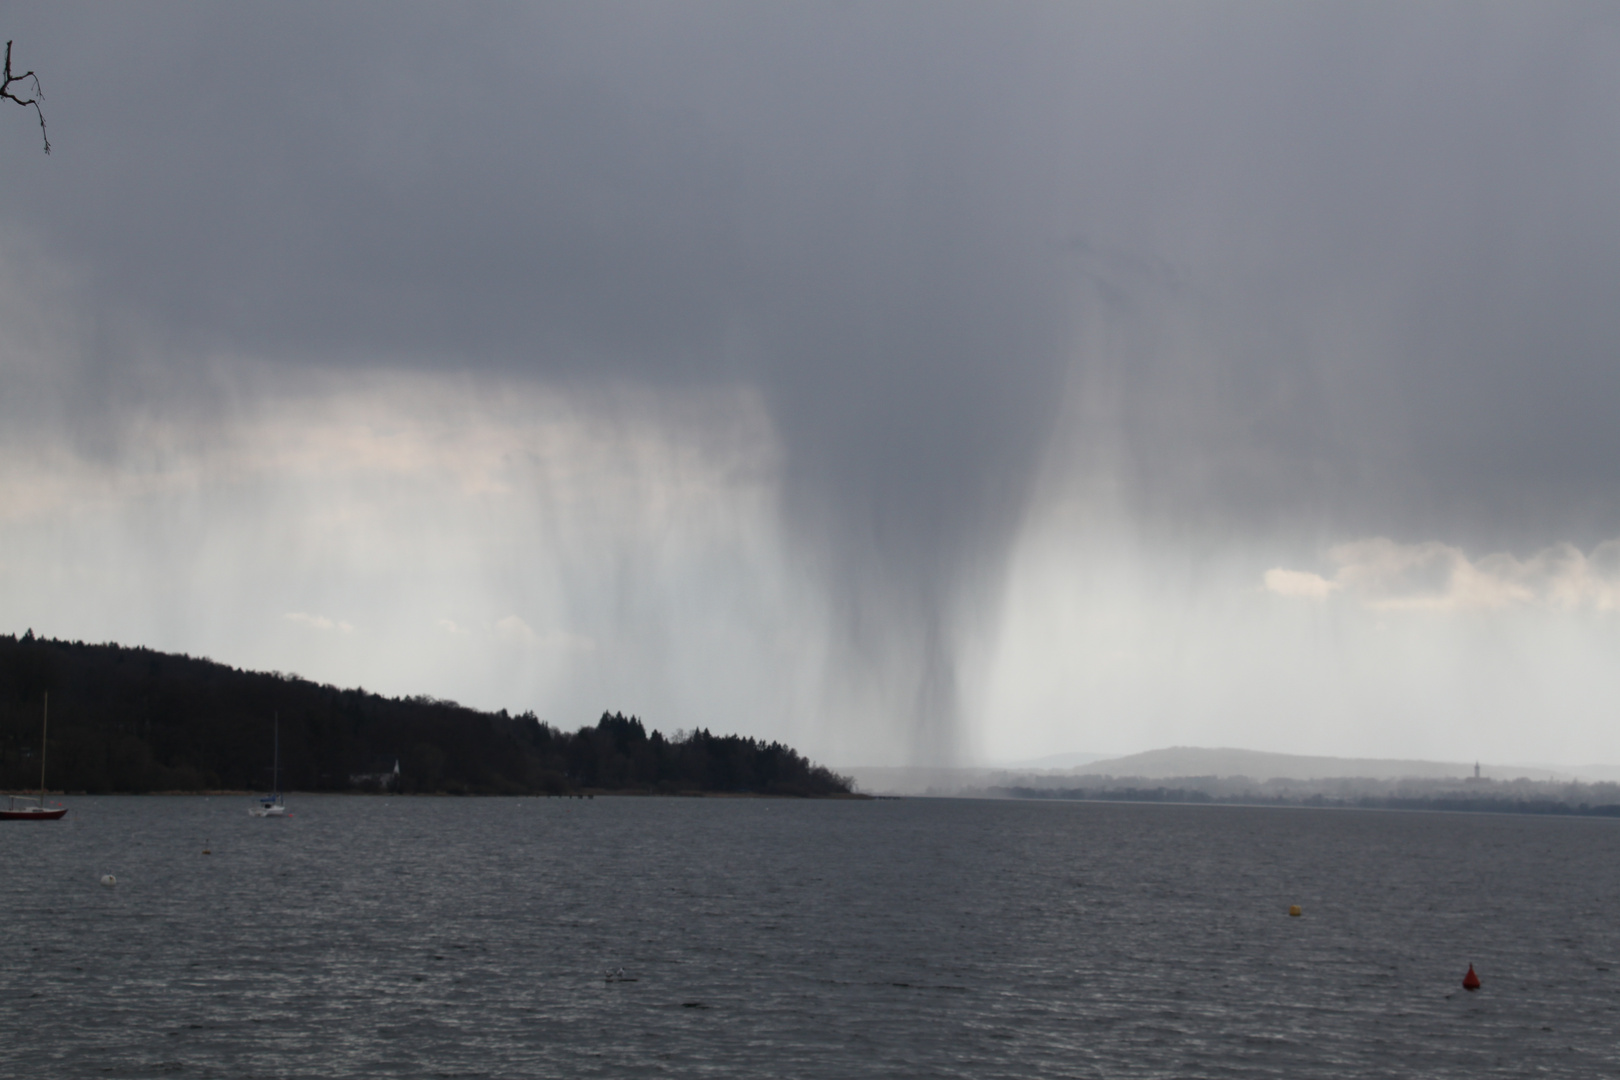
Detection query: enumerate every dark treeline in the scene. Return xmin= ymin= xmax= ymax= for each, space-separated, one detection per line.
xmin=0 ymin=632 xmax=852 ymax=797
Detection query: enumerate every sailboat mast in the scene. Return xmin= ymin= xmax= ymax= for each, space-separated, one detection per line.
xmin=39 ymin=691 xmax=48 ymax=800
xmin=273 ymin=711 xmax=280 ymax=795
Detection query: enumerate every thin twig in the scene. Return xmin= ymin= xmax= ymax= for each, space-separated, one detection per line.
xmin=2 ymin=40 xmax=50 ymax=154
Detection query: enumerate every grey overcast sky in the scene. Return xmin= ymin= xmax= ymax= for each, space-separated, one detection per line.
xmin=3 ymin=3 xmax=1619 ymax=766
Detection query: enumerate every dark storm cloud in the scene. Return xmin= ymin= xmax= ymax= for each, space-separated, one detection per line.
xmin=0 ymin=6 xmax=742 ymax=370
xmin=1057 ymin=3 xmax=1620 ymax=551
xmin=4 ymin=2 xmax=1619 ymax=757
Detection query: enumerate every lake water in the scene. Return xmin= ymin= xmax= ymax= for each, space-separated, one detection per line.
xmin=2 ymin=796 xmax=1617 ymax=1078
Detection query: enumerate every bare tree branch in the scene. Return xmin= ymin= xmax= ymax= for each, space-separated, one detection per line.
xmin=2 ymin=40 xmax=49 ymax=154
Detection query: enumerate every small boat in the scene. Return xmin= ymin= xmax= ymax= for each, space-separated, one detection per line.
xmin=1 ymin=794 xmax=68 ymax=820
xmin=250 ymin=792 xmax=287 ymax=817
xmin=2 ymin=693 xmax=68 ymax=821
xmin=249 ymin=712 xmax=290 ymax=818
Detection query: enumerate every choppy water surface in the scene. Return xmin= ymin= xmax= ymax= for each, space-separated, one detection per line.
xmin=3 ymin=796 xmax=1618 ymax=1078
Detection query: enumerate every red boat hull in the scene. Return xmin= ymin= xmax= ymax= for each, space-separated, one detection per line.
xmin=0 ymin=807 xmax=68 ymax=820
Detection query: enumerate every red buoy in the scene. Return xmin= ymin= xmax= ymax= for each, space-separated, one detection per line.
xmin=1462 ymin=964 xmax=1481 ymax=991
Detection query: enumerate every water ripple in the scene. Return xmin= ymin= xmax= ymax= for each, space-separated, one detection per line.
xmin=3 ymin=797 xmax=1618 ymax=1077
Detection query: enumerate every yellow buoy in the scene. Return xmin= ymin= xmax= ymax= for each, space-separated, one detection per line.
xmin=1288 ymin=905 xmax=1302 ymax=917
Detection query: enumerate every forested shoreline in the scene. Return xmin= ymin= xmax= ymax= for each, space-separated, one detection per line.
xmin=0 ymin=632 xmax=853 ymax=797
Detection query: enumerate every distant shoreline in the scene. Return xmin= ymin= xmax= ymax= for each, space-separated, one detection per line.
xmin=6 ymin=788 xmax=873 ymax=800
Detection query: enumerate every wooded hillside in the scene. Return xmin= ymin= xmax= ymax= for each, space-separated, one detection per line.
xmin=0 ymin=632 xmax=851 ymax=796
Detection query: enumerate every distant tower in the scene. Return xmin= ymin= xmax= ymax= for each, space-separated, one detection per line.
xmin=1474 ymin=761 xmax=1480 ymax=779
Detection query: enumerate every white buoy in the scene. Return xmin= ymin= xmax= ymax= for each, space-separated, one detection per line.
xmin=100 ymin=874 xmax=116 ymax=887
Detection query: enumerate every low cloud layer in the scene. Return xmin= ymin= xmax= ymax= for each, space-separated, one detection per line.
xmin=1266 ymin=538 xmax=1620 ymax=612
xmin=283 ymin=612 xmax=355 ymax=635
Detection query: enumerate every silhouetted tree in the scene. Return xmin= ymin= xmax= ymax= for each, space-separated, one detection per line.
xmin=2 ymin=41 xmax=48 ymax=153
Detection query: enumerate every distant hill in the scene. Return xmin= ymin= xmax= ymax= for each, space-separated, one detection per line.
xmin=995 ymin=750 xmax=1113 ymax=770
xmin=0 ymin=632 xmax=851 ymax=797
xmin=1078 ymin=747 xmax=1573 ymax=782
xmin=843 ymin=747 xmax=1620 ymax=816
xmin=845 ymin=746 xmax=1620 ymax=798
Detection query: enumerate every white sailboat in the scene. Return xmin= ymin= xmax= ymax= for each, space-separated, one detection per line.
xmin=2 ymin=692 xmax=68 ymax=821
xmin=249 ymin=712 xmax=289 ymax=817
